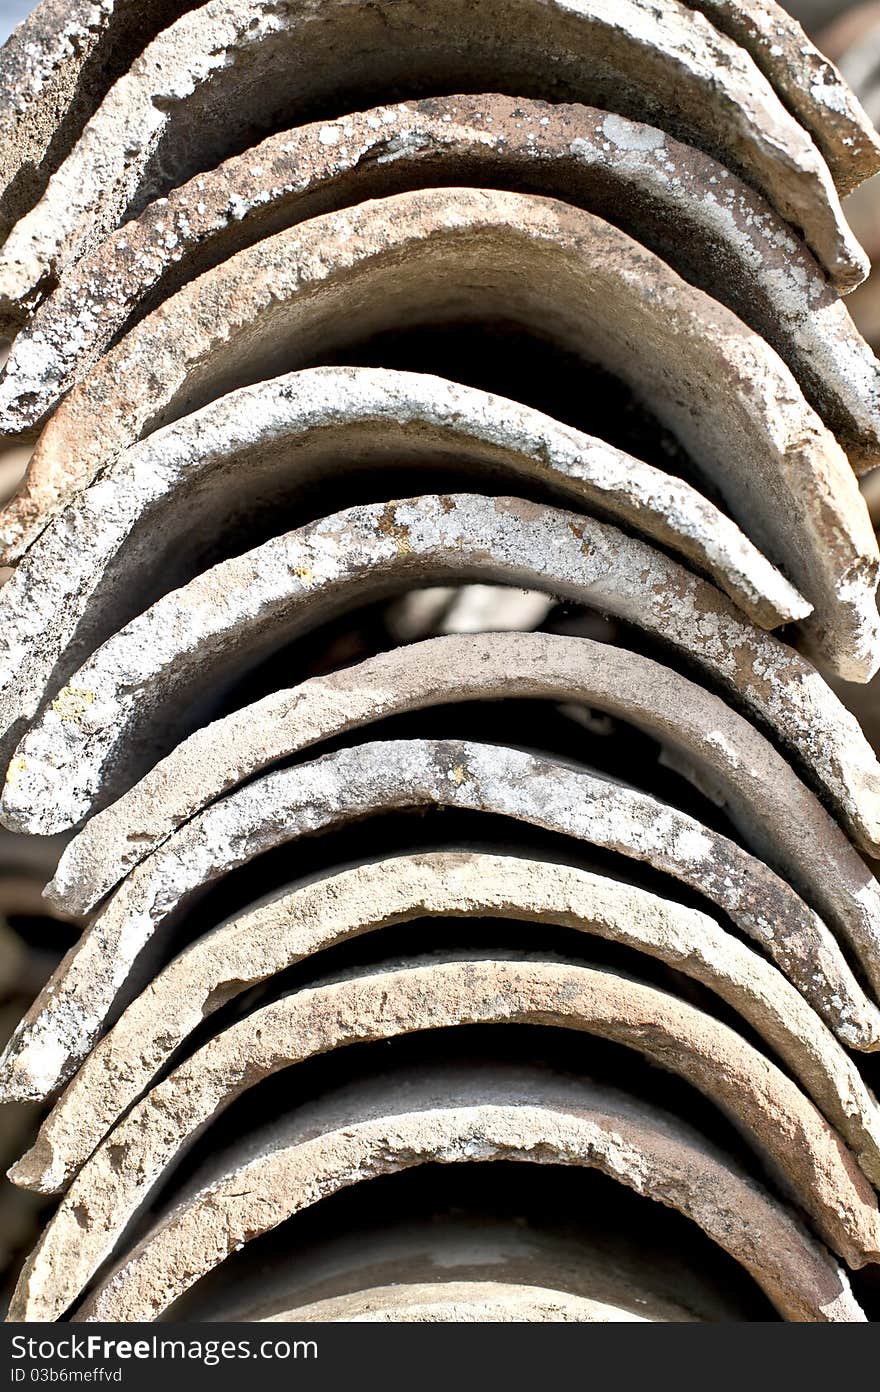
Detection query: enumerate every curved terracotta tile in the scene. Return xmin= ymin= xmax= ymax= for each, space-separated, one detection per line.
xmin=35 ymin=1065 xmax=868 ymax=1322
xmin=0 ymin=366 xmax=811 ymax=786
xmin=4 ymin=494 xmax=879 ymax=854
xmin=4 ymin=738 xmax=878 ymax=1105
xmin=2 ymin=193 xmax=873 ymax=674
xmin=0 ymin=0 xmax=868 ymax=324
xmin=46 ymin=956 xmax=872 ymax=1265
xmin=15 ymin=851 xmax=880 ymax=1196
xmin=1 ymin=99 xmax=877 ymax=470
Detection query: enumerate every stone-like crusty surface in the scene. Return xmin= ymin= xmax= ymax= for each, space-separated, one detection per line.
xmin=2 ymin=954 xmax=870 ymax=1302
xmin=0 ymin=368 xmax=810 ymax=781
xmin=4 ymin=738 xmax=878 ymax=1109
xmin=1 ymin=100 xmax=878 ymax=473
xmin=2 ymin=193 xmax=874 ymax=677
xmin=45 ymin=631 xmax=880 ymax=1023
xmin=4 ymin=492 xmax=880 ymax=855
xmin=18 ymin=853 xmax=880 ymax=1196
xmin=270 ymin=1281 xmax=655 ymax=1322
xmin=0 ymin=0 xmax=868 ymax=319
xmin=0 ymin=1 xmax=195 ymax=262
xmin=683 ymin=0 xmax=880 ymax=192
xmin=57 ymin=1067 xmax=866 ymax=1324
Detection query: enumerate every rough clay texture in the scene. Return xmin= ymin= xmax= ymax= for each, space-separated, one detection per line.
xmin=683 ymin=0 xmax=880 ymax=191
xmin=0 ymin=0 xmax=868 ymax=319
xmin=43 ymin=632 xmax=880 ymax=1028
xmin=0 ymin=367 xmax=809 ymax=782
xmin=44 ymin=957 xmax=874 ymax=1275
xmin=0 ymin=0 xmax=195 ymax=257
xmin=3 ymin=737 xmax=878 ymax=1108
xmin=56 ymin=1069 xmax=867 ymax=1324
xmin=5 ymin=493 xmax=880 ymax=857
xmin=9 ymin=959 xmax=880 ymax=1322
xmin=0 ymin=98 xmax=878 ymax=473
xmin=2 ymin=192 xmax=873 ymax=677
xmin=49 ymin=630 xmax=880 ymax=1044
xmin=17 ymin=852 xmax=880 ymax=1196
xmin=3 ymin=0 xmax=880 ymax=1333
xmin=271 ymin=1281 xmax=655 ymax=1322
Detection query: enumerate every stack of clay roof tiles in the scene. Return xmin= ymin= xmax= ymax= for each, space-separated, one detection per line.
xmin=1 ymin=0 xmax=880 ymax=1324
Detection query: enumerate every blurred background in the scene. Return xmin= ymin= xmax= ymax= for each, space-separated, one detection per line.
xmin=0 ymin=4 xmax=33 ymax=38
